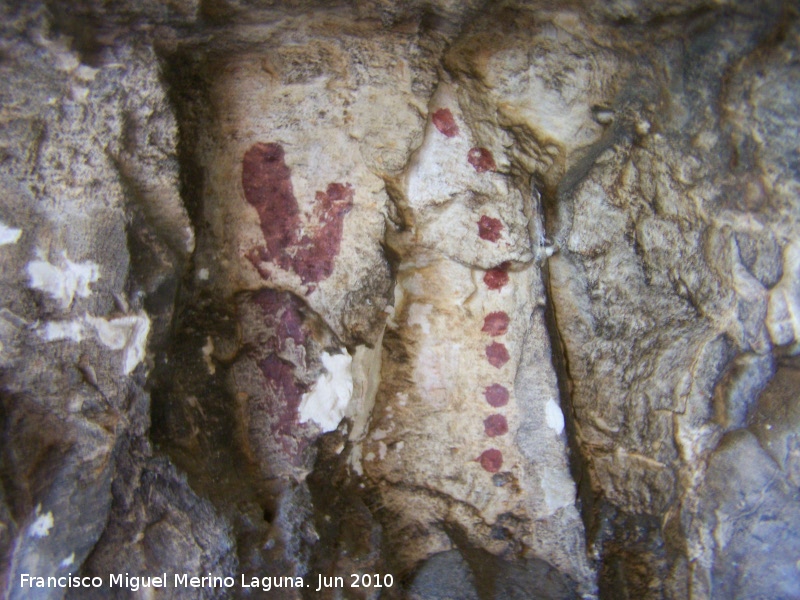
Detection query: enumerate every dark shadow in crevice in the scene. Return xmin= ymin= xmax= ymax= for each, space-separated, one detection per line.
xmin=441 ymin=523 xmax=581 ymax=600
xmin=539 ymin=252 xmax=599 ymax=561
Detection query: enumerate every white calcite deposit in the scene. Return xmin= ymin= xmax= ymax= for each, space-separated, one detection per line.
xmin=28 ymin=506 xmax=54 ymax=539
xmin=39 ymin=313 xmax=150 ymax=375
xmin=298 ymin=350 xmax=354 ymax=433
xmin=0 ymin=221 xmax=22 ymax=246
xmin=26 ymin=254 xmax=100 ymax=309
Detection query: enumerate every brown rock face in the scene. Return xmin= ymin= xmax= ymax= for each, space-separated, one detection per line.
xmin=2 ymin=1 xmax=799 ymax=599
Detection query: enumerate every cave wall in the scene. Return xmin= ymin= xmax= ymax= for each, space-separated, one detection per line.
xmin=0 ymin=0 xmax=799 ymax=599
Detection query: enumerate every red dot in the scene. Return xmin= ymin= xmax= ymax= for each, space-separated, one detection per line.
xmin=467 ymin=147 xmax=496 ymax=173
xmin=478 ymin=215 xmax=503 ymax=242
xmin=432 ymin=108 xmax=459 ymax=138
xmin=478 ymin=449 xmax=503 ymax=472
xmin=484 ymin=263 xmax=509 ymax=290
xmin=482 ymin=311 xmax=510 ymax=336
xmin=484 ymin=414 xmax=508 ymax=437
xmin=484 ymin=384 xmax=509 ymax=407
xmin=486 ymin=342 xmax=510 ymax=368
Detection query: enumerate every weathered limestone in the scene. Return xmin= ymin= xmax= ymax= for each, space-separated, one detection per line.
xmin=0 ymin=3 xmax=232 ymax=599
xmin=1 ymin=1 xmax=799 ymax=599
xmin=357 ymin=77 xmax=594 ymax=594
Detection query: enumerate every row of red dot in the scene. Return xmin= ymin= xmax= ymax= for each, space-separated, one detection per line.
xmin=431 ymin=107 xmax=508 ymax=475
xmin=478 ymin=219 xmax=511 ymax=474
xmin=432 ymin=107 xmax=498 ymax=175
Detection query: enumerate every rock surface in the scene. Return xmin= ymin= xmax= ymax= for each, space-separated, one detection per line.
xmin=0 ymin=0 xmax=799 ymax=599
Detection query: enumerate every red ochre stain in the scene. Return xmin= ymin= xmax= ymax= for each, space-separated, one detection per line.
xmin=478 ymin=448 xmax=503 ymax=473
xmin=482 ymin=311 xmax=510 ymax=336
xmin=257 ymin=354 xmax=306 ymax=438
xmin=242 ymin=142 xmax=353 ymax=284
xmin=252 ymin=288 xmax=306 ymax=349
xmin=484 ymin=384 xmax=510 ymax=407
xmin=478 ymin=215 xmax=503 ymax=242
xmin=484 ymin=414 xmax=508 ymax=437
xmin=484 ymin=262 xmax=509 ymax=290
xmin=467 ymin=147 xmax=496 ymax=173
xmin=486 ymin=342 xmax=510 ymax=368
xmin=250 ymin=289 xmax=311 ymax=452
xmin=432 ymin=108 xmax=459 ymax=137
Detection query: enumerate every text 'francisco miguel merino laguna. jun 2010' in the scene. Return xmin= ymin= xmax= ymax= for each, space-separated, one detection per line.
xmin=18 ymin=572 xmax=396 ymax=593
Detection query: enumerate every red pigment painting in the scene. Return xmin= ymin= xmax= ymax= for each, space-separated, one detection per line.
xmin=484 ymin=384 xmax=509 ymax=407
xmin=432 ymin=108 xmax=459 ymax=137
xmin=484 ymin=414 xmax=508 ymax=437
xmin=482 ymin=311 xmax=510 ymax=336
xmin=250 ymin=289 xmax=311 ymax=460
xmin=256 ymin=354 xmax=305 ymax=438
xmin=467 ymin=147 xmax=496 ymax=173
xmin=251 ymin=288 xmax=306 ymax=349
xmin=242 ymin=142 xmax=353 ymax=284
xmin=478 ymin=448 xmax=503 ymax=473
xmin=484 ymin=263 xmax=509 ymax=290
xmin=253 ymin=289 xmax=306 ymax=437
xmin=478 ymin=215 xmax=503 ymax=242
xmin=486 ymin=342 xmax=510 ymax=368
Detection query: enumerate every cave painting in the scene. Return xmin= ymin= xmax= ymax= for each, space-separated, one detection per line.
xmin=242 ymin=142 xmax=353 ymax=284
xmin=482 ymin=311 xmax=510 ymax=336
xmin=478 ymin=448 xmax=503 ymax=473
xmin=484 ymin=262 xmax=509 ymax=290
xmin=484 ymin=384 xmax=510 ymax=407
xmin=478 ymin=215 xmax=503 ymax=242
xmin=485 ymin=342 xmax=510 ymax=368
xmin=479 ymin=263 xmax=512 ymax=470
xmin=432 ymin=108 xmax=459 ymax=137
xmin=467 ymin=147 xmax=496 ymax=173
xmin=249 ymin=288 xmax=312 ymax=462
xmin=484 ymin=414 xmax=509 ymax=437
